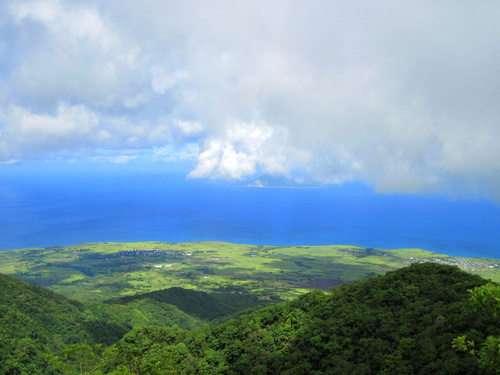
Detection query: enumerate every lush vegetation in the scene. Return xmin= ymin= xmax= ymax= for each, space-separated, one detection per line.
xmin=453 ymin=282 xmax=500 ymax=373
xmin=96 ymin=263 xmax=499 ymax=374
xmin=2 ymin=262 xmax=500 ymax=374
xmin=104 ymin=286 xmax=276 ymax=324
xmin=1 ymin=241 xmax=498 ymax=303
xmin=0 ymin=273 xmax=271 ymax=374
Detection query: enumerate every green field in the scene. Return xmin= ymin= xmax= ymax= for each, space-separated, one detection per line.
xmin=1 ymin=241 xmax=498 ymax=301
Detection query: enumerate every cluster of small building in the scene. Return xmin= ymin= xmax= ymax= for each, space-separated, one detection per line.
xmin=408 ymin=257 xmax=498 ymax=272
xmin=115 ymin=249 xmax=189 ymax=257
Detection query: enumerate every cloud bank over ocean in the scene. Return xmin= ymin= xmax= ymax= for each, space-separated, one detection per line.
xmin=1 ymin=1 xmax=500 ymax=198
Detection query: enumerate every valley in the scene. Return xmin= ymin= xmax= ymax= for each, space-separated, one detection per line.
xmin=1 ymin=241 xmax=498 ymax=302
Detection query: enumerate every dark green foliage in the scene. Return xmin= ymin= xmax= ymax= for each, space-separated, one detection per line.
xmin=0 ymin=274 xmax=202 ymax=374
xmin=0 ymin=273 xmax=168 ymax=354
xmin=46 ymin=343 xmax=104 ymax=374
xmin=105 ymin=286 xmax=272 ymax=323
xmin=2 ymin=263 xmax=499 ymax=374
xmin=101 ymin=263 xmax=499 ymax=374
xmin=0 ymin=273 xmax=92 ymax=374
xmin=453 ymin=282 xmax=500 ymax=373
xmin=86 ymin=296 xmax=207 ymax=336
xmin=0 ymin=273 xmax=272 ymax=373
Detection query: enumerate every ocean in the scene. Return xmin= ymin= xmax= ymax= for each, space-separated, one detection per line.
xmin=1 ymin=169 xmax=499 ymax=259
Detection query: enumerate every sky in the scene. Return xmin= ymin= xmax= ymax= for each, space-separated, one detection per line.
xmin=1 ymin=1 xmax=500 ymax=200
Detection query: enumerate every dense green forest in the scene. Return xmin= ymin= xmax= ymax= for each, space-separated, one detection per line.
xmin=1 ymin=263 xmax=500 ymax=374
xmin=0 ymin=274 xmax=271 ymax=374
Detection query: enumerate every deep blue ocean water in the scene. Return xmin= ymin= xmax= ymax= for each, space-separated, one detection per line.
xmin=1 ymin=169 xmax=499 ymax=259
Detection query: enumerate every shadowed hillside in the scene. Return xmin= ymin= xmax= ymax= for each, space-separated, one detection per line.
xmin=105 ymin=286 xmax=275 ymax=323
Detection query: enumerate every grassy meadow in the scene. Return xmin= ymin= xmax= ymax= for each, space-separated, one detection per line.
xmin=0 ymin=241 xmax=498 ymax=301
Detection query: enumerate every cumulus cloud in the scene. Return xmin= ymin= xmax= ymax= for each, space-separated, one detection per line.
xmin=188 ymin=120 xmax=298 ymax=179
xmin=1 ymin=0 xmax=500 ymax=198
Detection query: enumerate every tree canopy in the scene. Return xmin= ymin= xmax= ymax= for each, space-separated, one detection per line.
xmin=1 ymin=263 xmax=499 ymax=374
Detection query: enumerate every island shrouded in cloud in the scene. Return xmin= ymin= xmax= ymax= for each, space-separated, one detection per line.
xmin=1 ymin=1 xmax=500 ymax=199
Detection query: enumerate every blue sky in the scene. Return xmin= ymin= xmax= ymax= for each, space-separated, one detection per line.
xmin=1 ymin=1 xmax=500 ymax=200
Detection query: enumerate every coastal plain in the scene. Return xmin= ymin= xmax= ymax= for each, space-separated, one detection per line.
xmin=0 ymin=241 xmax=498 ymax=301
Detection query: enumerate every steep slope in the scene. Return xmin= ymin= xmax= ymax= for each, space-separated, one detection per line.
xmin=103 ymin=263 xmax=500 ymax=374
xmin=0 ymin=274 xmax=202 ymax=374
xmin=0 ymin=273 xmax=274 ymax=374
xmin=0 ymin=273 xmax=105 ymax=374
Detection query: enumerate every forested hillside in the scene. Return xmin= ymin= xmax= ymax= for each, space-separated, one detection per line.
xmin=1 ymin=263 xmax=499 ymax=374
xmin=0 ymin=274 xmax=269 ymax=374
xmin=100 ymin=263 xmax=500 ymax=374
xmin=105 ymin=286 xmax=275 ymax=323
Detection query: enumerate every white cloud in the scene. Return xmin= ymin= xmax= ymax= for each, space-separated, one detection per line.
xmin=0 ymin=159 xmax=19 ymax=165
xmin=11 ymin=0 xmax=115 ymax=48
xmin=0 ymin=104 xmax=99 ymax=158
xmin=173 ymin=119 xmax=203 ymax=136
xmin=151 ymin=67 xmax=188 ymax=95
xmin=8 ymin=0 xmax=146 ymax=110
xmin=188 ymin=120 xmax=300 ymax=180
xmin=2 ymin=0 xmax=500 ymax=198
xmin=153 ymin=143 xmax=199 ymax=162
xmin=92 ymin=154 xmax=138 ymax=164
